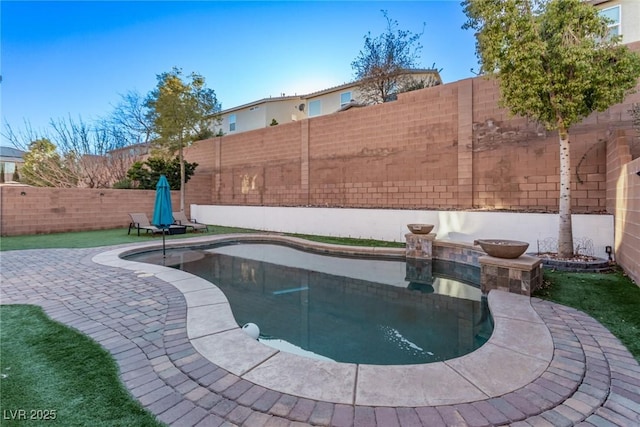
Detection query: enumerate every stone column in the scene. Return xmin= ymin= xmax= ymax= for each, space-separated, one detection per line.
xmin=479 ymin=255 xmax=543 ymax=296
xmin=405 ymin=232 xmax=437 ymax=259
xmin=300 ymin=120 xmax=310 ymax=205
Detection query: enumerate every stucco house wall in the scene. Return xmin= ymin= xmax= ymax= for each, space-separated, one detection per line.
xmin=215 ymin=96 xmax=306 ymax=135
xmin=590 ymin=0 xmax=640 ymax=44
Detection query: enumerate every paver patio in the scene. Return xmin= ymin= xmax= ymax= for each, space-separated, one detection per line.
xmin=1 ymin=240 xmax=639 ymax=426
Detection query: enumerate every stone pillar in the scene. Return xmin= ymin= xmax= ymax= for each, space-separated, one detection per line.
xmin=405 ymin=258 xmax=434 ymax=285
xmin=213 ymin=137 xmax=222 ymax=201
xmin=405 ymin=233 xmax=437 ymax=259
xmin=300 ymin=120 xmax=310 ymax=205
xmin=479 ymin=255 xmax=543 ymax=296
xmin=457 ymin=78 xmax=474 ymax=208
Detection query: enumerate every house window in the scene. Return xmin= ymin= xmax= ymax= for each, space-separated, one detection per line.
xmin=1 ymin=161 xmax=15 ymax=174
xmin=600 ymin=5 xmax=621 ymax=38
xmin=229 ymin=114 xmax=236 ymax=132
xmin=308 ymin=100 xmax=321 ymax=117
xmin=340 ymin=92 xmax=352 ymax=107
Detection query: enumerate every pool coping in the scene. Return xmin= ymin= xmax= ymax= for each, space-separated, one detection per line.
xmin=92 ymin=233 xmax=554 ymax=407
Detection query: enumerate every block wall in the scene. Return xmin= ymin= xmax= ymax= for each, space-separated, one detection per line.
xmin=189 ymin=124 xmax=303 ymax=206
xmin=607 ymin=131 xmax=640 ymax=285
xmin=187 ymin=69 xmax=639 ymax=214
xmin=469 ymin=76 xmax=632 ymax=212
xmin=0 ymin=176 xmax=212 ymax=236
xmin=308 ymin=85 xmax=461 ymax=209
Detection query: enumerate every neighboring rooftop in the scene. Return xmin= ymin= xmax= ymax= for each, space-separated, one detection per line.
xmin=217 ymin=68 xmax=442 ymax=116
xmin=218 ymin=95 xmax=304 ymax=115
xmin=0 ymin=146 xmax=26 ymax=160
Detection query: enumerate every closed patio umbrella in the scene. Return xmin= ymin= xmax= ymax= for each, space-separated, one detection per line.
xmin=152 ymin=175 xmax=173 ymax=257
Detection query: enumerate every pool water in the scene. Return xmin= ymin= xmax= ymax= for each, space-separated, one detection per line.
xmin=127 ymin=243 xmax=493 ymax=365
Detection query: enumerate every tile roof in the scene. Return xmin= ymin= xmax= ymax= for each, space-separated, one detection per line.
xmin=0 ymin=146 xmax=26 ymax=160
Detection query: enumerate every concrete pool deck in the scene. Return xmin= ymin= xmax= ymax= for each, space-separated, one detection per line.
xmin=1 ymin=235 xmax=639 ymax=426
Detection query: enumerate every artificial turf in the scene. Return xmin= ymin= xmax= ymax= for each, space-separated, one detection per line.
xmin=0 ymin=226 xmax=405 ymax=252
xmin=0 ymin=225 xmax=258 ymax=251
xmin=535 ymin=267 xmax=640 ymax=361
xmin=288 ymin=232 xmax=405 ymax=248
xmin=0 ymin=305 xmax=164 ymax=427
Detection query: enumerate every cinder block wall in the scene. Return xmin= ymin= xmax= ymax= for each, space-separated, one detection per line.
xmin=470 ymin=78 xmax=624 ymax=212
xmin=607 ymin=131 xmax=640 ymax=285
xmin=188 ymin=72 xmax=639 ymax=213
xmin=307 ymin=83 xmax=462 ymax=209
xmin=0 ymin=174 xmax=212 ymax=236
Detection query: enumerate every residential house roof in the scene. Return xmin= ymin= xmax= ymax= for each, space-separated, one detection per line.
xmin=217 ymin=68 xmax=442 ymax=115
xmin=0 ymin=146 xmax=26 ymax=161
xmin=303 ymin=68 xmax=442 ymax=99
xmin=219 ymin=95 xmax=304 ymax=115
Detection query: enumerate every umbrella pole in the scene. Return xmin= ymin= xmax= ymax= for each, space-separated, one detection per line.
xmin=162 ymin=230 xmax=166 ymax=257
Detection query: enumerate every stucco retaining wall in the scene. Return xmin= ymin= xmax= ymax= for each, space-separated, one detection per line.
xmin=190 ymin=204 xmax=615 ymax=261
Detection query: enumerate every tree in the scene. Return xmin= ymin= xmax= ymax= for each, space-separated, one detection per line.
xmin=126 ymin=156 xmax=198 ymax=190
xmin=20 ymin=138 xmax=78 ymax=187
xmin=462 ymin=0 xmax=640 ymax=258
xmin=102 ymin=90 xmax=156 ymax=146
xmin=97 ymin=90 xmax=157 ymax=185
xmin=145 ymin=67 xmax=221 ymax=211
xmin=351 ymin=10 xmax=436 ymax=104
xmin=398 ymin=72 xmax=440 ymax=94
xmin=48 ymin=117 xmax=117 ymax=188
xmin=4 ymin=114 xmax=144 ymax=188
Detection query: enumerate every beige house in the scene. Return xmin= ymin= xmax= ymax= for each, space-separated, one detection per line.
xmin=305 ymin=69 xmax=441 ymax=118
xmin=213 ymin=69 xmax=442 ymax=135
xmin=214 ymin=95 xmax=307 ymax=135
xmin=303 ymin=81 xmax=362 ymax=119
xmin=0 ymin=146 xmax=25 ymax=183
xmin=589 ymin=0 xmax=640 ymax=44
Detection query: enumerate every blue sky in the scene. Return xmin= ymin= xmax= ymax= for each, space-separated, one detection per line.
xmin=1 ymin=1 xmax=477 ymax=143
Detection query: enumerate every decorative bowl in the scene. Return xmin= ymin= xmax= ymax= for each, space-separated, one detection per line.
xmin=407 ymin=224 xmax=434 ymax=234
xmin=474 ymin=239 xmax=529 ymax=259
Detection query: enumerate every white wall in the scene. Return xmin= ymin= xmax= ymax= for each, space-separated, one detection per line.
xmin=620 ymin=1 xmax=640 ymax=44
xmin=214 ymin=98 xmax=306 ymax=135
xmin=191 ymin=205 xmax=614 ymax=259
xmin=592 ymin=1 xmax=640 ymax=44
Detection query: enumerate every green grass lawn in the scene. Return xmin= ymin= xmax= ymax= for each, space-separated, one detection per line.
xmin=289 ymin=232 xmax=405 ymax=248
xmin=535 ymin=267 xmax=640 ymax=361
xmin=0 ymin=305 xmax=163 ymax=427
xmin=0 ymin=226 xmax=259 ymax=251
xmin=0 ymin=226 xmax=405 ymax=252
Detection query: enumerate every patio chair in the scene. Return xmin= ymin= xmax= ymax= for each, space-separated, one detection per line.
xmin=128 ymin=213 xmax=165 ymax=236
xmin=173 ymin=211 xmax=209 ymax=232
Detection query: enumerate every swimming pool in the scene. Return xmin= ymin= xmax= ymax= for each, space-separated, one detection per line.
xmin=126 ymin=242 xmax=493 ymax=365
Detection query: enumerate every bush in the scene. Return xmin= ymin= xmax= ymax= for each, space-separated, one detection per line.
xmin=126 ymin=156 xmax=198 ymax=190
xmin=112 ymin=178 xmax=133 ymax=189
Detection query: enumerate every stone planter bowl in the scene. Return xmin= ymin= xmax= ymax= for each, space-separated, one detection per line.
xmin=474 ymin=239 xmax=529 ymax=259
xmin=407 ymin=224 xmax=434 ymax=234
